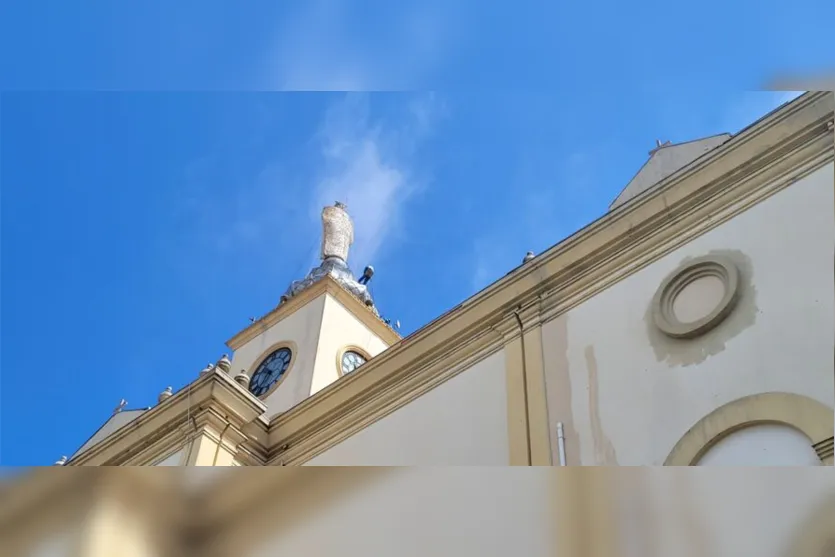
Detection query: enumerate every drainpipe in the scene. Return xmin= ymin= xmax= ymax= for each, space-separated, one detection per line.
xmin=513 ymin=310 xmax=533 ymax=466
xmin=557 ymin=422 xmax=567 ymax=466
xmin=212 ymin=422 xmax=232 ymax=466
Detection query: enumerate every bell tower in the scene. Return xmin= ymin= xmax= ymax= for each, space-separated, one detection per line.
xmin=224 ymin=202 xmax=400 ymax=418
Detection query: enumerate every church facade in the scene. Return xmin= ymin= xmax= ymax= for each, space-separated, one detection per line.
xmin=59 ymin=91 xmax=832 ymax=469
xmin=2 ymin=90 xmax=833 ymax=555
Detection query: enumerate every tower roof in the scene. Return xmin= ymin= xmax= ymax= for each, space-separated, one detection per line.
xmin=281 ymin=202 xmax=378 ymax=314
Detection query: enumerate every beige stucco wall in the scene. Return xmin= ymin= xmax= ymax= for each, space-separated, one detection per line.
xmin=305 ymin=349 xmax=510 ymax=465
xmin=230 ymin=295 xmax=327 ymax=415
xmin=542 ymin=162 xmax=834 ymax=465
xmin=228 ymin=468 xmax=555 ymax=557
xmin=309 ymin=293 xmax=390 ymax=395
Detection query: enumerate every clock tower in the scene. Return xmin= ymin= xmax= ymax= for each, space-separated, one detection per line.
xmin=223 ymin=202 xmax=400 ymax=419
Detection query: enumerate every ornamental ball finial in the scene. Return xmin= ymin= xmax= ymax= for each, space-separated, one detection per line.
xmin=54 ymin=456 xmax=67 ymax=466
xmin=234 ymin=370 xmax=251 ymax=389
xmin=200 ymin=363 xmax=215 ymax=375
xmin=216 ymin=354 xmax=232 ymax=373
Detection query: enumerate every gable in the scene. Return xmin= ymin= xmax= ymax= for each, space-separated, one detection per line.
xmin=610 ymin=134 xmax=732 ymax=210
xmin=71 ymin=409 xmax=147 ymax=459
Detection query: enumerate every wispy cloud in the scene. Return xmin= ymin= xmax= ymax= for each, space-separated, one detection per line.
xmin=171 ymin=93 xmax=442 ymax=294
xmin=311 ymin=93 xmax=443 ymax=269
xmin=259 ymin=0 xmax=453 ymax=90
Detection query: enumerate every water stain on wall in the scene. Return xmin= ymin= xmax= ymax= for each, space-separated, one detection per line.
xmin=646 ymin=249 xmax=758 ymax=367
xmin=585 ymin=345 xmax=619 ymax=466
xmin=541 ymin=314 xmax=582 ymax=466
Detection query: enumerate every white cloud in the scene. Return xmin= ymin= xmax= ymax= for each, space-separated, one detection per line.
xmin=258 ymin=0 xmax=452 ymax=90
xmin=171 ymin=92 xmax=441 ymax=297
xmin=311 ymin=93 xmax=441 ymax=269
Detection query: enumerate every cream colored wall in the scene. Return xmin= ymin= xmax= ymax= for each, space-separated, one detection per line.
xmin=236 ymin=468 xmax=555 ymax=557
xmin=229 ymin=295 xmax=326 ymax=415
xmin=613 ymin=468 xmax=834 ymax=557
xmin=309 ymin=293 xmax=390 ymax=395
xmin=542 ymin=162 xmax=834 ymax=465
xmin=305 ymin=350 xmax=510 ymax=465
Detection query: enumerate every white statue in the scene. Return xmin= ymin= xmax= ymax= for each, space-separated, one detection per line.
xmin=321 ymin=202 xmax=354 ymax=262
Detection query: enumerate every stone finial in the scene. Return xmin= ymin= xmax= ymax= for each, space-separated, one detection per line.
xmin=523 ymin=251 xmax=535 ymax=263
xmin=234 ymin=370 xmax=251 ymax=389
xmin=200 ymin=363 xmax=215 ymax=375
xmin=649 ymin=139 xmax=672 ymax=156
xmin=158 ymin=386 xmax=173 ymax=403
xmin=54 ymin=456 xmax=67 ymax=466
xmin=113 ymin=399 xmax=127 ymax=414
xmin=321 ymin=202 xmax=354 ymax=262
xmin=216 ymin=354 xmax=232 ymax=374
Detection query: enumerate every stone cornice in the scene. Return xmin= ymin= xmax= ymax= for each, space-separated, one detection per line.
xmin=258 ymin=91 xmax=833 ymax=466
xmin=69 ymin=370 xmax=267 ymax=466
xmin=226 ymin=275 xmax=400 ymax=351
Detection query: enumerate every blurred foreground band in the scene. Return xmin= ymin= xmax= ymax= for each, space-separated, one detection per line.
xmin=1 ymin=467 xmax=834 ymax=557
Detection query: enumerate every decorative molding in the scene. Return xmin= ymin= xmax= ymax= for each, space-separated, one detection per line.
xmin=813 ymin=436 xmax=834 ymax=461
xmin=651 ymin=255 xmax=740 ymax=339
xmin=664 ymin=392 xmax=835 ymax=466
xmin=68 ymin=369 xmax=267 ymax=466
xmin=262 ymin=92 xmax=832 ymax=466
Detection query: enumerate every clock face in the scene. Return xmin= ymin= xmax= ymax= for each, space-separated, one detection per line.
xmin=341 ymin=350 xmax=367 ymax=375
xmin=249 ymin=347 xmax=292 ymax=397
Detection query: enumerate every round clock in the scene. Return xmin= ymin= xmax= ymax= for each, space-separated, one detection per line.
xmin=249 ymin=347 xmax=292 ymax=397
xmin=341 ymin=350 xmax=367 ymax=375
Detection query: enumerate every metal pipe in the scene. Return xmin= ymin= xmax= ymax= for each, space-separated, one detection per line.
xmin=212 ymin=422 xmax=232 ymax=466
xmin=513 ymin=310 xmax=533 ymax=466
xmin=557 ymin=422 xmax=567 ymax=466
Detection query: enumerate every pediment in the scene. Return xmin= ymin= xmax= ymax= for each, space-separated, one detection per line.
xmin=71 ymin=408 xmax=147 ymax=458
xmin=610 ymin=134 xmax=732 ymax=210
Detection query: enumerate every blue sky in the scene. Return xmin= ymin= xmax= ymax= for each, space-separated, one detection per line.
xmin=1 ymin=0 xmax=832 ymax=466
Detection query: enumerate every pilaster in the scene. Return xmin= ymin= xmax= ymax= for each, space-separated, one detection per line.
xmin=185 ymin=409 xmax=251 ymax=466
xmin=493 ymin=299 xmax=552 ymax=466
